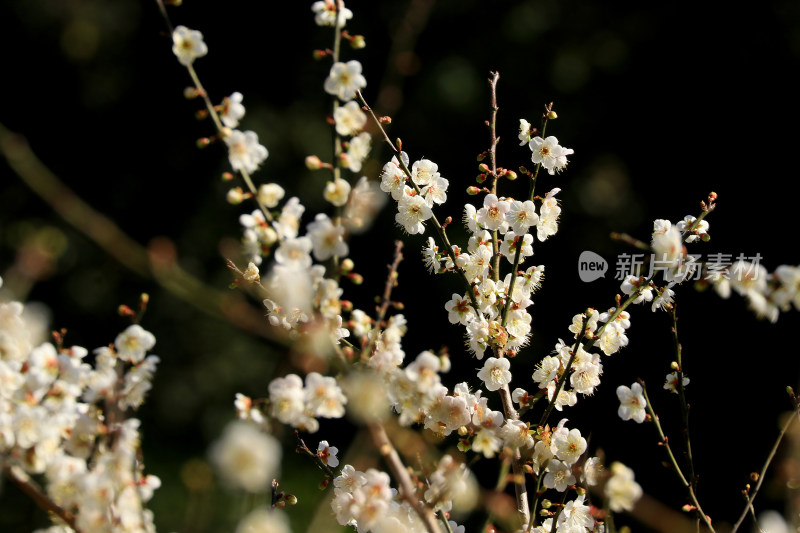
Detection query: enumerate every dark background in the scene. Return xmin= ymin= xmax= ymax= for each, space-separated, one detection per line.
xmin=2 ymin=1 xmax=800 ymax=531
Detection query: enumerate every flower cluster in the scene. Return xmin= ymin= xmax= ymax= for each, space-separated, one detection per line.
xmin=1 ymin=282 xmax=160 ymax=532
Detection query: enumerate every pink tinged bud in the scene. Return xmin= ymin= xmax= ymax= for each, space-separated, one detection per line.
xmin=305 ymin=155 xmax=323 ymax=169
xmin=221 ymin=172 xmax=234 ymax=181
xmin=504 ymin=170 xmax=518 ymax=180
xmin=466 ymin=186 xmax=480 ymax=195
xmin=350 ymin=35 xmax=366 ymax=49
xmin=313 ymin=49 xmax=330 ymax=60
xmin=196 ymin=137 xmax=212 ymax=149
xmin=478 ymin=163 xmax=490 ymax=173
xmin=183 ymin=87 xmax=200 ymax=99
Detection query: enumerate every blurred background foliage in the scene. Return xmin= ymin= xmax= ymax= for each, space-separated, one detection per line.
xmin=2 ymin=0 xmax=800 ymax=531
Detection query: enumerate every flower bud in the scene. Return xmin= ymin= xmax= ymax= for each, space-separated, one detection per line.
xmin=221 ymin=172 xmax=235 ymax=181
xmin=379 ymin=115 xmax=392 ymax=124
xmin=195 ymin=109 xmax=208 ymax=120
xmin=183 ymin=86 xmax=200 ymax=99
xmin=547 ymin=110 xmax=558 ymax=120
xmin=196 ymin=137 xmax=212 ymax=149
xmin=226 ymin=187 xmax=246 ymax=205
xmin=312 ymin=49 xmax=329 ymax=60
xmin=478 ymin=163 xmax=490 ymax=173
xmin=504 ymin=170 xmax=518 ymax=180
xmin=284 ymin=494 xmax=298 ymax=505
xmin=476 ymin=174 xmax=487 ymax=183
xmin=701 ymin=233 xmax=710 ymax=242
xmin=466 ymin=186 xmax=480 ymax=196
xmin=347 ymin=273 xmax=364 ymax=285
xmin=305 ymin=155 xmax=323 ymax=170
xmin=350 ymin=35 xmax=366 ymax=49
xmin=340 ymin=258 xmax=355 ymax=273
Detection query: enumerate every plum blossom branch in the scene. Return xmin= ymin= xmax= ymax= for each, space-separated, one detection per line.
xmin=3 ymin=464 xmax=79 ymax=532
xmin=356 ymin=90 xmax=481 ymax=316
xmin=730 ymin=400 xmax=800 ymax=533
xmin=363 ymin=240 xmax=404 ymax=358
xmin=640 ymin=380 xmax=716 ymax=533
xmin=367 ymin=422 xmax=440 ymax=533
xmin=669 ymin=305 xmax=698 ymax=492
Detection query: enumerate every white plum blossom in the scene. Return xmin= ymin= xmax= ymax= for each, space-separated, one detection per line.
xmin=209 ymin=420 xmax=281 ymax=493
xmin=312 ymin=0 xmax=353 ymax=27
xmin=219 ymin=92 xmax=245 ymax=128
xmin=345 ymin=131 xmax=371 ymax=172
xmin=445 ymin=293 xmax=474 ymax=326
xmin=477 ymin=357 xmax=512 ymax=391
xmin=172 ymin=25 xmax=208 ymax=66
xmin=317 ymin=440 xmax=340 ymax=468
xmin=225 ymin=129 xmax=269 ymax=174
xmin=395 ymin=192 xmax=432 ymax=234
xmin=617 ymin=382 xmax=647 ymax=423
xmin=518 ymin=118 xmax=532 ymax=145
xmin=507 ymin=200 xmax=539 ymax=234
xmin=323 ymin=177 xmax=352 ymax=207
xmin=543 ymin=458 xmax=575 ymax=492
xmin=306 ymin=213 xmax=348 ymax=261
xmin=664 ymin=371 xmax=690 ymax=393
xmin=551 ymin=426 xmax=587 ymax=466
xmin=411 ymin=159 xmax=440 ymax=187
xmin=476 ymin=194 xmax=510 ymax=231
xmin=334 ymin=100 xmax=367 ymax=136
xmin=604 ymin=461 xmax=643 ymax=512
xmin=529 ymin=136 xmax=573 ymax=175
xmin=324 ymin=60 xmax=367 ymax=101
xmin=257 ymin=183 xmax=285 ymax=208
xmin=115 ymin=325 xmax=156 ymax=364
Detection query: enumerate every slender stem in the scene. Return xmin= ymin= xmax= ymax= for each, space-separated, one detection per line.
xmin=538 ymin=316 xmax=588 ymax=427
xmin=155 ymin=2 xmax=273 ymax=224
xmin=363 ymin=241 xmax=404 ymax=358
xmin=367 ymin=422 xmax=440 ymax=533
xmin=640 ymin=382 xmax=715 ymax=533
xmin=525 ymin=474 xmax=544 ymax=532
xmin=670 ymin=305 xmax=697 ymax=491
xmin=730 ymin=405 xmax=800 ymax=532
xmin=356 ymin=91 xmax=481 ymax=316
xmin=3 ymin=464 xmax=79 ymax=531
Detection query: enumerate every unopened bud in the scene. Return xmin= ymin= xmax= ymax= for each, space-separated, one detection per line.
xmin=195 ymin=109 xmax=208 ymax=120
xmin=478 ymin=163 xmax=490 ymax=173
xmin=221 ymin=172 xmax=235 ymax=181
xmin=700 ymin=233 xmax=710 ymax=242
xmin=118 ymin=305 xmax=135 ymax=317
xmin=341 ymin=300 xmax=353 ymax=312
xmin=319 ymin=478 xmax=330 ymax=490
xmin=196 ymin=137 xmax=212 ymax=149
xmin=226 ymin=187 xmax=246 ymax=205
xmin=541 ymin=499 xmax=552 ymax=509
xmin=347 ymin=273 xmax=364 ymax=285
xmin=547 ymin=110 xmax=558 ymax=120
xmin=312 ymin=49 xmax=329 ymax=60
xmin=306 ymin=155 xmax=323 ymax=170
xmin=183 ymin=86 xmax=199 ymax=99
xmin=275 ymin=500 xmax=285 ymax=508
xmin=670 ymin=361 xmax=679 ymax=370
xmin=284 ymin=494 xmax=298 ymax=505
xmin=709 ymin=191 xmax=718 ymax=201
xmin=350 ymin=35 xmax=366 ymax=49
xmin=379 ymin=115 xmax=392 ymax=124
xmin=340 ymin=258 xmax=355 ymax=273
xmin=466 ymin=186 xmax=480 ymax=196
xmin=140 ymin=293 xmax=150 ymax=305
xmin=476 ymin=174 xmax=487 ymax=183
xmin=477 ymin=152 xmax=486 ymax=162
xmin=391 ymin=301 xmax=405 ymax=310
xmin=458 ymin=426 xmax=468 ymax=436
xmin=504 ymin=170 xmax=518 ymax=180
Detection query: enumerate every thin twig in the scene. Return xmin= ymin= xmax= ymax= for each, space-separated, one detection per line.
xmin=3 ymin=464 xmax=79 ymax=531
xmin=367 ymin=422 xmax=440 ymax=533
xmin=730 ymin=405 xmax=800 ymax=532
xmin=363 ymin=241 xmax=404 ymax=358
xmin=640 ymin=381 xmax=716 ymax=533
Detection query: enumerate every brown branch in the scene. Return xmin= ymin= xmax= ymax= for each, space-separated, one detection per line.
xmin=0 ymin=121 xmax=280 ymax=343
xmin=367 ymin=422 xmax=440 ymax=533
xmin=3 ymin=464 xmax=79 ymax=531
